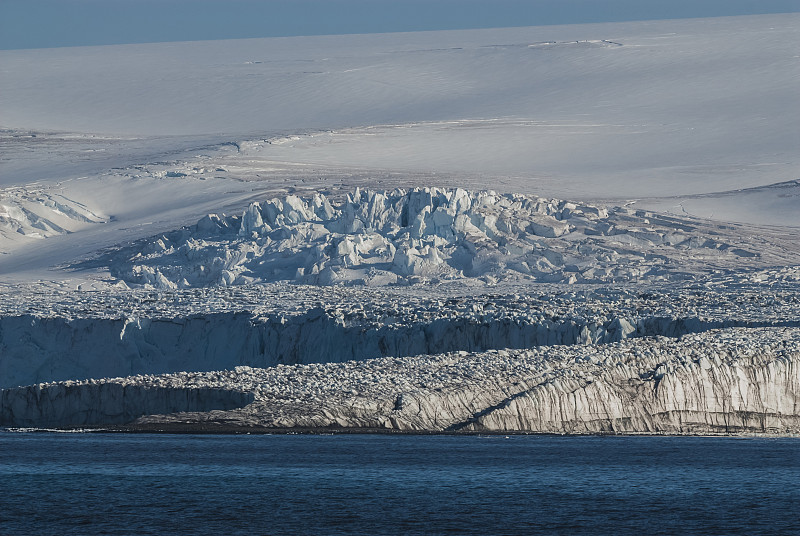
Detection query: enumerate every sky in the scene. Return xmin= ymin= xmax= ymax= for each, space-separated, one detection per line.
xmin=1 ymin=0 xmax=799 ymax=50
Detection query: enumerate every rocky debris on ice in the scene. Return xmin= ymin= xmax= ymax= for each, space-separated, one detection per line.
xmin=3 ymin=327 xmax=798 ymax=434
xmin=87 ymin=188 xmax=783 ymax=289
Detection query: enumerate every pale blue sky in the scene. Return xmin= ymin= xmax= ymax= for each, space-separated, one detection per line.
xmin=1 ymin=0 xmax=798 ymax=50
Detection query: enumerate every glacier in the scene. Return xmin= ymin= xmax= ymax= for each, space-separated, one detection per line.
xmin=1 ymin=15 xmax=799 ymax=434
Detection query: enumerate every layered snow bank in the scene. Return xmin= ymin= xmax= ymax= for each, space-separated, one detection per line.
xmin=93 ymin=188 xmax=782 ymax=289
xmin=4 ymin=328 xmax=798 ymax=434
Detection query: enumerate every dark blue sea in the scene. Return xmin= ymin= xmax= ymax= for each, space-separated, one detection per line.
xmin=1 ymin=433 xmax=798 ymax=535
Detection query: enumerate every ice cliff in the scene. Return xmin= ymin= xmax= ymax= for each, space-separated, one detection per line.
xmin=4 ymin=301 xmax=795 ymax=389
xmin=0 ymin=383 xmax=253 ymax=428
xmin=3 ymin=328 xmax=798 ymax=434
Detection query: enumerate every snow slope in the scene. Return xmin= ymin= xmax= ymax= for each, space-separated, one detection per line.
xmin=1 ymin=14 xmax=798 ymax=287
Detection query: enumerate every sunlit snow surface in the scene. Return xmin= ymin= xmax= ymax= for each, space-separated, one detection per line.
xmin=1 ymin=14 xmax=798 ymax=285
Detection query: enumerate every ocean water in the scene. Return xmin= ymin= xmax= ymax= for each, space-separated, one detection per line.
xmin=1 ymin=433 xmax=798 ymax=535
